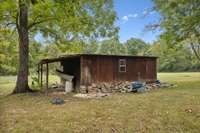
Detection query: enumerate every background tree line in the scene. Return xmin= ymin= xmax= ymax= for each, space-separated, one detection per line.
xmin=1 ymin=33 xmax=199 ymax=76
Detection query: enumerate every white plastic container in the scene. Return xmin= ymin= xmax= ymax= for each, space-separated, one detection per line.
xmin=65 ymin=81 xmax=73 ymax=93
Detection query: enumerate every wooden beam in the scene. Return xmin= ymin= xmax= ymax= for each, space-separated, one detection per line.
xmin=41 ymin=64 xmax=43 ymax=88
xmin=38 ymin=64 xmax=40 ymax=85
xmin=46 ymin=63 xmax=49 ymax=91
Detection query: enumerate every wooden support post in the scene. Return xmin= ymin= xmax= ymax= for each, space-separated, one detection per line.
xmin=46 ymin=63 xmax=49 ymax=91
xmin=41 ymin=64 xmax=43 ymax=88
xmin=38 ymin=64 xmax=40 ymax=85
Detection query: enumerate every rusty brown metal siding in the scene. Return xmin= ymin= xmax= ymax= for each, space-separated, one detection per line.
xmin=96 ymin=56 xmax=115 ymax=82
xmin=145 ymin=58 xmax=157 ymax=81
xmin=80 ymin=55 xmax=157 ymax=85
xmin=115 ymin=57 xmax=153 ymax=82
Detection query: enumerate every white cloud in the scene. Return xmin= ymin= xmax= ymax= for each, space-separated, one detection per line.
xmin=150 ymin=11 xmax=156 ymax=15
xmin=128 ymin=13 xmax=138 ymax=18
xmin=122 ymin=16 xmax=129 ymax=21
xmin=122 ymin=13 xmax=138 ymax=23
xmin=143 ymin=10 xmax=148 ymax=16
xmin=121 ymin=9 xmax=156 ymax=24
xmin=142 ymin=9 xmax=156 ymax=16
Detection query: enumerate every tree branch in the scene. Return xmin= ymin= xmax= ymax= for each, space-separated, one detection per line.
xmin=6 ymin=22 xmax=16 ymax=26
xmin=28 ymin=17 xmax=58 ymax=30
xmin=31 ymin=0 xmax=38 ymax=4
xmin=145 ymin=23 xmax=161 ymax=31
xmin=190 ymin=42 xmax=200 ymax=61
xmin=16 ymin=12 xmax=19 ymax=32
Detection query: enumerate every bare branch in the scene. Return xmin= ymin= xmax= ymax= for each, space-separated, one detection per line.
xmin=6 ymin=22 xmax=16 ymax=26
xmin=197 ymin=44 xmax=200 ymax=55
xmin=190 ymin=42 xmax=200 ymax=61
xmin=145 ymin=23 xmax=161 ymax=31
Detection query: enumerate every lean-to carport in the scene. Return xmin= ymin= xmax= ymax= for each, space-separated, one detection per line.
xmin=38 ymin=55 xmax=81 ymax=91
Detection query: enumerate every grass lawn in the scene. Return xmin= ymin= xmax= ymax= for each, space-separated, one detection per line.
xmin=0 ymin=73 xmax=200 ymax=133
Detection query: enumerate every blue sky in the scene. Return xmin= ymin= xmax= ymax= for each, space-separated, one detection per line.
xmin=114 ymin=0 xmax=161 ymax=43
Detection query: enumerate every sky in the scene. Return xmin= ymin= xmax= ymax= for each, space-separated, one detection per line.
xmin=114 ymin=0 xmax=161 ymax=43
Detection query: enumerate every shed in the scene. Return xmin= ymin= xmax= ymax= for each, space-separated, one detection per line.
xmin=38 ymin=54 xmax=157 ymax=93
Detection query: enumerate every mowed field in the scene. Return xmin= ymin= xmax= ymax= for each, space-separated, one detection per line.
xmin=0 ymin=73 xmax=200 ymax=133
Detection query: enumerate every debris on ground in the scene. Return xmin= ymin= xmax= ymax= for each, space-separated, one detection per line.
xmin=48 ymin=83 xmax=65 ymax=92
xmin=79 ymin=80 xmax=175 ymax=93
xmin=131 ymin=81 xmax=146 ymax=93
xmin=48 ymin=80 xmax=175 ymax=95
xmin=74 ymin=93 xmax=111 ymax=99
xmin=185 ymin=108 xmax=193 ymax=113
xmin=51 ymin=97 xmax=65 ymax=105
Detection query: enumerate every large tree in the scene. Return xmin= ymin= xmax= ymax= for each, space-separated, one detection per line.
xmin=124 ymin=38 xmax=150 ymax=56
xmin=0 ymin=0 xmax=117 ymax=93
xmin=99 ymin=38 xmax=126 ymax=55
xmin=152 ymin=0 xmax=200 ymax=61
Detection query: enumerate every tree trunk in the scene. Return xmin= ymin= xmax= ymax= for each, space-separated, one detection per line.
xmin=13 ymin=1 xmax=31 ymax=93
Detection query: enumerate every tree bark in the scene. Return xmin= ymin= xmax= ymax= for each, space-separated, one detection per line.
xmin=13 ymin=1 xmax=31 ymax=93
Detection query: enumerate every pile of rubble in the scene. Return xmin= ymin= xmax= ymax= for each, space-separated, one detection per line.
xmin=80 ymin=81 xmax=132 ymax=93
xmin=48 ymin=80 xmax=175 ymax=95
xmin=79 ymin=80 xmax=175 ymax=94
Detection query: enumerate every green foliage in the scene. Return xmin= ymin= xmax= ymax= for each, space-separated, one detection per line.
xmin=30 ymin=75 xmax=39 ymax=90
xmin=1 ymin=32 xmax=200 ymax=75
xmin=153 ymin=0 xmax=200 ymax=61
xmin=0 ymin=29 xmax=18 ymax=75
xmin=82 ymin=39 xmax=99 ymax=54
xmin=29 ymin=41 xmax=44 ymax=72
xmin=0 ymin=0 xmax=118 ymax=39
xmin=150 ymin=39 xmax=200 ymax=72
xmin=30 ymin=0 xmax=118 ymax=41
xmin=98 ymin=38 xmax=126 ymax=55
xmin=124 ymin=38 xmax=150 ymax=55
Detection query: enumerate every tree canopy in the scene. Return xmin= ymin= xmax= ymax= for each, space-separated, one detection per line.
xmin=0 ymin=0 xmax=117 ymax=41
xmin=124 ymin=38 xmax=150 ymax=56
xmin=152 ymin=0 xmax=200 ymax=61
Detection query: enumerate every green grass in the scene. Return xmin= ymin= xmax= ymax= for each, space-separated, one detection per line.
xmin=0 ymin=75 xmax=59 ymax=96
xmin=0 ymin=73 xmax=200 ymax=133
xmin=158 ymin=72 xmax=200 ymax=82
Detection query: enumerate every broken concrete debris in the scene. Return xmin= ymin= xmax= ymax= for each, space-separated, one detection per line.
xmin=49 ymin=80 xmax=175 ymax=95
xmin=79 ymin=80 xmax=175 ymax=93
xmin=73 ymin=80 xmax=174 ymax=98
